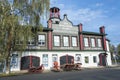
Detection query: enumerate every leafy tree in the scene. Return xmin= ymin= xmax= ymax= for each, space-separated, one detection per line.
xmin=0 ymin=0 xmax=50 ymax=74
xmin=109 ymin=44 xmax=115 ymax=59
xmin=110 ymin=44 xmax=115 ymax=54
xmin=117 ymin=44 xmax=120 ymax=55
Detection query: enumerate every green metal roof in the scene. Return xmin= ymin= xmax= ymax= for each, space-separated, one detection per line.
xmin=43 ymin=27 xmax=53 ymax=32
xmin=79 ymin=31 xmax=107 ymax=36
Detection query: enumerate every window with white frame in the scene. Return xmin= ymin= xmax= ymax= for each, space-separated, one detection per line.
xmin=42 ymin=54 xmax=48 ymax=67
xmin=93 ymin=56 xmax=97 ymax=63
xmin=38 ymin=35 xmax=45 ymax=46
xmin=91 ymin=38 xmax=96 ymax=47
xmin=27 ymin=37 xmax=35 ymax=45
xmin=97 ymin=38 xmax=102 ymax=47
xmin=85 ymin=56 xmax=89 ymax=63
xmin=15 ymin=37 xmax=24 ymax=45
xmin=72 ymin=37 xmax=77 ymax=47
xmin=11 ymin=54 xmax=18 ymax=68
xmin=16 ymin=40 xmax=23 ymax=45
xmin=54 ymin=36 xmax=60 ymax=46
xmin=84 ymin=37 xmax=89 ymax=47
xmin=75 ymin=54 xmax=81 ymax=63
xmin=63 ymin=36 xmax=69 ymax=46
xmin=52 ymin=54 xmax=58 ymax=62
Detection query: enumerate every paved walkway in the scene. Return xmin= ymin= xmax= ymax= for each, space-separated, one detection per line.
xmin=1 ymin=66 xmax=120 ymax=80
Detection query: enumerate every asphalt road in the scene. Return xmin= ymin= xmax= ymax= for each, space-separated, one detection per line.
xmin=0 ymin=67 xmax=120 ymax=80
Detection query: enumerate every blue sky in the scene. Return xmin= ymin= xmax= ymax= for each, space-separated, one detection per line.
xmin=50 ymin=0 xmax=120 ymax=46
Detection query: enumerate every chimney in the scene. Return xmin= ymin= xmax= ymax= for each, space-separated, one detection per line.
xmin=100 ymin=26 xmax=107 ymax=51
xmin=48 ymin=20 xmax=52 ymax=28
xmin=100 ymin=26 xmax=105 ymax=34
xmin=79 ymin=23 xmax=83 ymax=32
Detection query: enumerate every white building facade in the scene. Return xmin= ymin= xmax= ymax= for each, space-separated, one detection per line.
xmin=10 ymin=7 xmax=112 ymax=71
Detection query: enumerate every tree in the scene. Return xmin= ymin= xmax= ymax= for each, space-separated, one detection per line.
xmin=13 ymin=0 xmax=49 ymax=27
xmin=117 ymin=44 xmax=120 ymax=55
xmin=0 ymin=0 xmax=50 ymax=74
xmin=109 ymin=44 xmax=115 ymax=59
xmin=110 ymin=44 xmax=115 ymax=54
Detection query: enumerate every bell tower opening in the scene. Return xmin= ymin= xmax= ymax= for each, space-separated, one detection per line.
xmin=49 ymin=7 xmax=61 ymax=24
xmin=50 ymin=7 xmax=60 ymax=19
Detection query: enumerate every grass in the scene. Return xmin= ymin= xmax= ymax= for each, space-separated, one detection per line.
xmin=0 ymin=73 xmax=19 ymax=77
xmin=0 ymin=71 xmax=29 ymax=77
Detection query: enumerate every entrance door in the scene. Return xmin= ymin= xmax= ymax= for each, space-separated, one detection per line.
xmin=99 ymin=53 xmax=107 ymax=66
xmin=21 ymin=56 xmax=40 ymax=70
xmin=60 ymin=55 xmax=74 ymax=65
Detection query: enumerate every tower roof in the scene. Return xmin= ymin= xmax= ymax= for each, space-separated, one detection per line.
xmin=50 ymin=7 xmax=60 ymax=13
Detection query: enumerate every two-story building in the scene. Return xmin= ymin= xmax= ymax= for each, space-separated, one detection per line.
xmin=10 ymin=7 xmax=112 ymax=71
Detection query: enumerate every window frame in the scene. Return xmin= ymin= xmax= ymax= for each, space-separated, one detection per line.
xmin=84 ymin=37 xmax=89 ymax=47
xmin=38 ymin=34 xmax=46 ymax=46
xmin=11 ymin=54 xmax=18 ymax=68
xmin=97 ymin=38 xmax=102 ymax=47
xmin=27 ymin=37 xmax=35 ymax=45
xmin=75 ymin=54 xmax=81 ymax=62
xmin=71 ymin=36 xmax=78 ymax=47
xmin=85 ymin=56 xmax=89 ymax=63
xmin=52 ymin=54 xmax=58 ymax=62
xmin=91 ymin=38 xmax=96 ymax=47
xmin=42 ymin=54 xmax=48 ymax=67
xmin=53 ymin=35 xmax=60 ymax=47
xmin=63 ymin=36 xmax=69 ymax=47
xmin=93 ymin=56 xmax=97 ymax=63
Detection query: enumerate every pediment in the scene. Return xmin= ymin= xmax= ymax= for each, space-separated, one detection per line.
xmin=59 ymin=14 xmax=73 ymax=27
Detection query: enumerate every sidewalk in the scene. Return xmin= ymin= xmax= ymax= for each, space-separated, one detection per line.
xmin=108 ymin=64 xmax=120 ymax=68
xmin=82 ymin=64 xmax=120 ymax=70
xmin=1 ymin=64 xmax=120 ymax=77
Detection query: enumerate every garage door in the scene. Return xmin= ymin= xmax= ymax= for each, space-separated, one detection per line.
xmin=60 ymin=55 xmax=74 ymax=65
xmin=21 ymin=56 xmax=40 ymax=70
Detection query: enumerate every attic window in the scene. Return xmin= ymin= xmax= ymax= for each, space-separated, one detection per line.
xmin=55 ymin=21 xmax=59 ymax=24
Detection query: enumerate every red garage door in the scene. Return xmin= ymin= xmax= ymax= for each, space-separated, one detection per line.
xmin=60 ymin=55 xmax=74 ymax=65
xmin=21 ymin=56 xmax=40 ymax=70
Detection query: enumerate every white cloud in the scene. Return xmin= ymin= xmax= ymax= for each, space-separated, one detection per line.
xmin=50 ymin=1 xmax=106 ymax=25
xmin=60 ymin=8 xmax=106 ymax=25
xmin=50 ymin=0 xmax=56 ymax=4
xmin=49 ymin=0 xmax=120 ymax=46
xmin=50 ymin=0 xmax=56 ymax=6
xmin=59 ymin=4 xmax=65 ymax=8
xmin=50 ymin=0 xmax=65 ymax=9
xmin=105 ymin=24 xmax=120 ymax=46
xmin=95 ymin=3 xmax=103 ymax=7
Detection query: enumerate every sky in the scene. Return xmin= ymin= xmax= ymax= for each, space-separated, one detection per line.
xmin=50 ymin=0 xmax=120 ymax=46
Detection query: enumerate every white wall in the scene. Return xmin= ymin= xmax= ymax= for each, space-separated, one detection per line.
xmin=106 ymin=40 xmax=112 ymax=66
xmin=11 ymin=50 xmax=112 ymax=71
